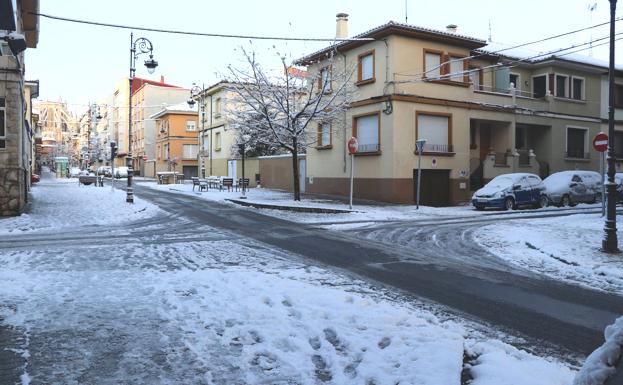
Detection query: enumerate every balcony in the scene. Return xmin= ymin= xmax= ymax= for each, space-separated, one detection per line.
xmin=565 ymin=150 xmax=590 ymax=160
xmin=414 ymin=143 xmax=454 ymax=156
xmin=357 ymin=143 xmax=381 ymax=155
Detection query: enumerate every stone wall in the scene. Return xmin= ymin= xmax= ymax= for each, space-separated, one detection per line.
xmin=0 ymin=167 xmax=26 ymax=216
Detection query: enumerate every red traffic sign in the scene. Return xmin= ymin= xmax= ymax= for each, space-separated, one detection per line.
xmin=347 ymin=137 xmax=358 ymax=154
xmin=593 ymin=133 xmax=609 ymax=152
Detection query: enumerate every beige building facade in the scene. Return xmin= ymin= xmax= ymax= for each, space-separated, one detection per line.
xmin=298 ymin=20 xmax=606 ymax=206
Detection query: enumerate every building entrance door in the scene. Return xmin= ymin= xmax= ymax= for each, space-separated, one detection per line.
xmin=413 ymin=169 xmax=451 ymax=207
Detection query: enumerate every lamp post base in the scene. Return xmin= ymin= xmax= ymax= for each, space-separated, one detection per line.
xmin=126 ymin=187 xmax=134 ymax=203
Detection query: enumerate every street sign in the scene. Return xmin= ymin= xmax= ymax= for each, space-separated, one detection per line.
xmin=431 ymin=158 xmax=438 ymax=168
xmin=593 ymin=132 xmax=609 ymax=152
xmin=347 ymin=137 xmax=358 ymax=154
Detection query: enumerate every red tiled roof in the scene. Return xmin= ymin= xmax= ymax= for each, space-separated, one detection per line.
xmin=132 ymin=77 xmax=182 ymax=94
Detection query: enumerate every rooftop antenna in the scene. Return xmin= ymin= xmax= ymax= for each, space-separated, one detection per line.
xmin=488 ymin=20 xmax=492 ymax=42
xmin=405 ymin=0 xmax=408 ymax=24
xmin=588 ymin=2 xmax=597 ymax=56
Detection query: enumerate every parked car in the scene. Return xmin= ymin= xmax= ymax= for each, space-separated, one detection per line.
xmin=114 ymin=166 xmax=129 ymax=179
xmin=472 ymin=173 xmax=548 ymax=210
xmin=613 ymin=173 xmax=623 ymax=203
xmin=96 ymin=166 xmax=111 ymax=176
xmin=31 ymin=174 xmax=40 ymax=183
xmin=543 ymin=170 xmax=602 ymax=207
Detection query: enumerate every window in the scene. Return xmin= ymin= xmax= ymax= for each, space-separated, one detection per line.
xmin=0 ymin=98 xmax=5 ymax=149
xmin=319 ymin=67 xmax=332 ymax=91
xmin=509 ymin=73 xmax=520 ymax=89
xmin=469 ymin=67 xmax=482 ymax=90
xmin=571 ymin=77 xmax=585 ymax=101
xmin=424 ymin=51 xmax=442 ymax=79
xmin=317 ymin=123 xmax=331 ymax=148
xmin=183 ymin=144 xmax=198 ymax=159
xmin=615 ymin=84 xmax=623 ymax=108
xmin=215 ymin=98 xmax=222 ymax=116
xmin=357 ymin=51 xmax=375 ymax=84
xmin=215 ymin=132 xmax=222 ymax=151
xmin=532 ymin=75 xmax=547 ymax=98
xmin=202 ymin=132 xmax=209 ymax=151
xmin=448 ymin=56 xmax=464 ymax=82
xmin=186 ymin=120 xmax=196 ymax=131
xmin=416 ymin=113 xmax=452 ymax=153
xmin=164 ymin=144 xmax=169 ymax=160
xmin=566 ymin=127 xmax=588 ymax=159
xmin=555 ymin=74 xmax=569 ymax=98
xmin=353 ymin=113 xmax=380 ymax=153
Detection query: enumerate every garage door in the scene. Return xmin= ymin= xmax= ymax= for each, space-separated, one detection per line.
xmin=413 ymin=169 xmax=450 ymax=207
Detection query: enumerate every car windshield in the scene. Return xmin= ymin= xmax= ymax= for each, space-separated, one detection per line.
xmin=487 ymin=176 xmax=514 ymax=188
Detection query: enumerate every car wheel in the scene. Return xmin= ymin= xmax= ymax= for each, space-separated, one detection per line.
xmin=593 ymin=193 xmax=602 ymax=204
xmin=475 ymin=206 xmax=484 ymax=211
xmin=538 ymin=195 xmax=549 ymax=208
xmin=504 ymin=197 xmax=515 ymax=211
xmin=561 ymin=194 xmax=571 ymax=207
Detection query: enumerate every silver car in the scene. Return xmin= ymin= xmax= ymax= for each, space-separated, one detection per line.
xmin=543 ymin=170 xmax=602 ymax=207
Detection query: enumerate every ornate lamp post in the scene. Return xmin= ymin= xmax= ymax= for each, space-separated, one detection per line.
xmin=603 ymin=0 xmax=619 ymax=253
xmin=127 ymin=33 xmax=158 ymax=203
xmin=187 ymin=83 xmax=208 ymax=177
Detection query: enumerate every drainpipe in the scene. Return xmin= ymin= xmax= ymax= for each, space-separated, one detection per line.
xmin=340 ymin=51 xmax=348 ymax=173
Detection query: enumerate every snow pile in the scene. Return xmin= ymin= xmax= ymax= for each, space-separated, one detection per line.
xmin=0 ymin=176 xmax=161 ymax=234
xmin=474 ymin=213 xmax=623 ymax=294
xmin=573 ymin=316 xmax=623 ymax=385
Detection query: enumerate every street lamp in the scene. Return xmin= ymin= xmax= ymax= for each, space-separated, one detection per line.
xmin=603 ymin=0 xmax=619 ymax=253
xmin=188 ymin=83 xmax=208 ymax=177
xmin=127 ymin=32 xmax=158 ymax=203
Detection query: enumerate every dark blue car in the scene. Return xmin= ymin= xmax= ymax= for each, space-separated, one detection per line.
xmin=472 ymin=173 xmax=549 ymax=210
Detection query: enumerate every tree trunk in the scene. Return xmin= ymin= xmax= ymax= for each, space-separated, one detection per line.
xmin=291 ymin=139 xmax=300 ymax=201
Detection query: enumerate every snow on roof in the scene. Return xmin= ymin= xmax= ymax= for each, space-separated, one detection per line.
xmin=297 ymin=21 xmax=486 ymax=65
xmin=477 ymin=41 xmax=623 ymax=71
xmin=150 ymin=102 xmax=198 ymax=119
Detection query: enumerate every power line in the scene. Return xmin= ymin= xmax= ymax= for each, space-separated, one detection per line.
xmin=395 ymin=17 xmax=623 ymax=78
xmin=31 ymin=12 xmax=374 ymax=43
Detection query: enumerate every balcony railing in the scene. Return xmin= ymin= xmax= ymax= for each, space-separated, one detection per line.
xmin=358 ymin=143 xmax=381 ymax=153
xmin=565 ymin=150 xmax=590 ymax=159
xmin=416 ymin=143 xmax=454 ymax=153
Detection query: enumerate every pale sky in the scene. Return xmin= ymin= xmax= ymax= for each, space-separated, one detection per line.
xmin=27 ymin=0 xmax=623 ymax=111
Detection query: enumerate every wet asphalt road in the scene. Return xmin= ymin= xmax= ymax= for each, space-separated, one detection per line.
xmin=134 ymin=186 xmax=623 ymax=357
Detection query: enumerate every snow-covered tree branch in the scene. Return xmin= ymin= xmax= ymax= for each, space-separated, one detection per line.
xmin=226 ymin=47 xmax=357 ymax=200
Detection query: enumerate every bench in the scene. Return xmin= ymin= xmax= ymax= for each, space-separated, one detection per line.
xmin=78 ymin=175 xmax=101 ymax=186
xmin=237 ymin=178 xmax=250 ymax=192
xmin=192 ymin=177 xmax=208 ymax=192
xmin=222 ymin=178 xmax=234 ymax=192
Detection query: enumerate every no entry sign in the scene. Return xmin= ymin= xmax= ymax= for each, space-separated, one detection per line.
xmin=593 ymin=133 xmax=609 ymax=152
xmin=348 ymin=137 xmax=358 ymax=154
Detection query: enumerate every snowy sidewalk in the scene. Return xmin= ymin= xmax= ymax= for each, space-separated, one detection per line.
xmin=0 ymin=173 xmax=161 ymax=234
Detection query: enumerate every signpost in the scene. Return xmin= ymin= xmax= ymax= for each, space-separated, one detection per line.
xmin=594 ymin=132 xmax=608 ymax=217
xmin=416 ymin=139 xmax=427 ymax=209
xmin=347 ymin=137 xmax=358 ymax=209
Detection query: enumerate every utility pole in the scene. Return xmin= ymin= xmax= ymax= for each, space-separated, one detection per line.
xmin=603 ymin=0 xmax=619 ymax=253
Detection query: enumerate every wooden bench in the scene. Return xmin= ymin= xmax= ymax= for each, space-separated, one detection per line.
xmin=192 ymin=177 xmax=208 ymax=192
xmin=237 ymin=178 xmax=250 ymax=192
xmin=78 ymin=175 xmax=101 ymax=186
xmin=222 ymin=178 xmax=234 ymax=192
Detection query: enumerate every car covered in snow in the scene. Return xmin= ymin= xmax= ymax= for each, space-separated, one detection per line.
xmin=472 ymin=173 xmax=548 ymax=210
xmin=68 ymin=167 xmax=82 ymax=178
xmin=543 ymin=170 xmax=602 ymax=207
xmin=114 ymin=166 xmax=129 ymax=178
xmin=96 ymin=166 xmax=111 ymax=177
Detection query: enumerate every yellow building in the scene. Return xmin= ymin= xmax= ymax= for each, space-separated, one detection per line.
xmin=152 ymin=103 xmax=199 ymax=178
xmin=297 ymin=16 xmax=605 ymax=206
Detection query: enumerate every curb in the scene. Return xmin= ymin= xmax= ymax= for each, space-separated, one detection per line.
xmin=225 ymin=199 xmax=354 ymax=214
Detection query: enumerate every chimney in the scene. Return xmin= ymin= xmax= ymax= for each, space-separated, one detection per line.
xmin=336 ymin=13 xmax=349 ymax=39
xmin=160 ymin=75 xmax=165 ymax=83
xmin=446 ymin=24 xmax=457 ymax=33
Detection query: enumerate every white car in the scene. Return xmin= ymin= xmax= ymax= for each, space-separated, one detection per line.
xmin=114 ymin=166 xmax=129 ymax=178
xmin=68 ymin=167 xmax=81 ymax=178
xmin=544 ymin=170 xmax=602 ymax=206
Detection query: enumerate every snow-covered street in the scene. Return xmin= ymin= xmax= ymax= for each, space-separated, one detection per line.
xmin=0 ymin=177 xmax=587 ymax=384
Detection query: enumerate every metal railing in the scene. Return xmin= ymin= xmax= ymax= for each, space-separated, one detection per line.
xmin=416 ymin=143 xmax=454 ymax=153
xmin=565 ymin=150 xmax=590 ymax=159
xmin=358 ymin=143 xmax=381 ymax=153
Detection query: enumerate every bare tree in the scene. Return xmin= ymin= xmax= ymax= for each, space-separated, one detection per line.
xmin=226 ymin=48 xmax=356 ymax=201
